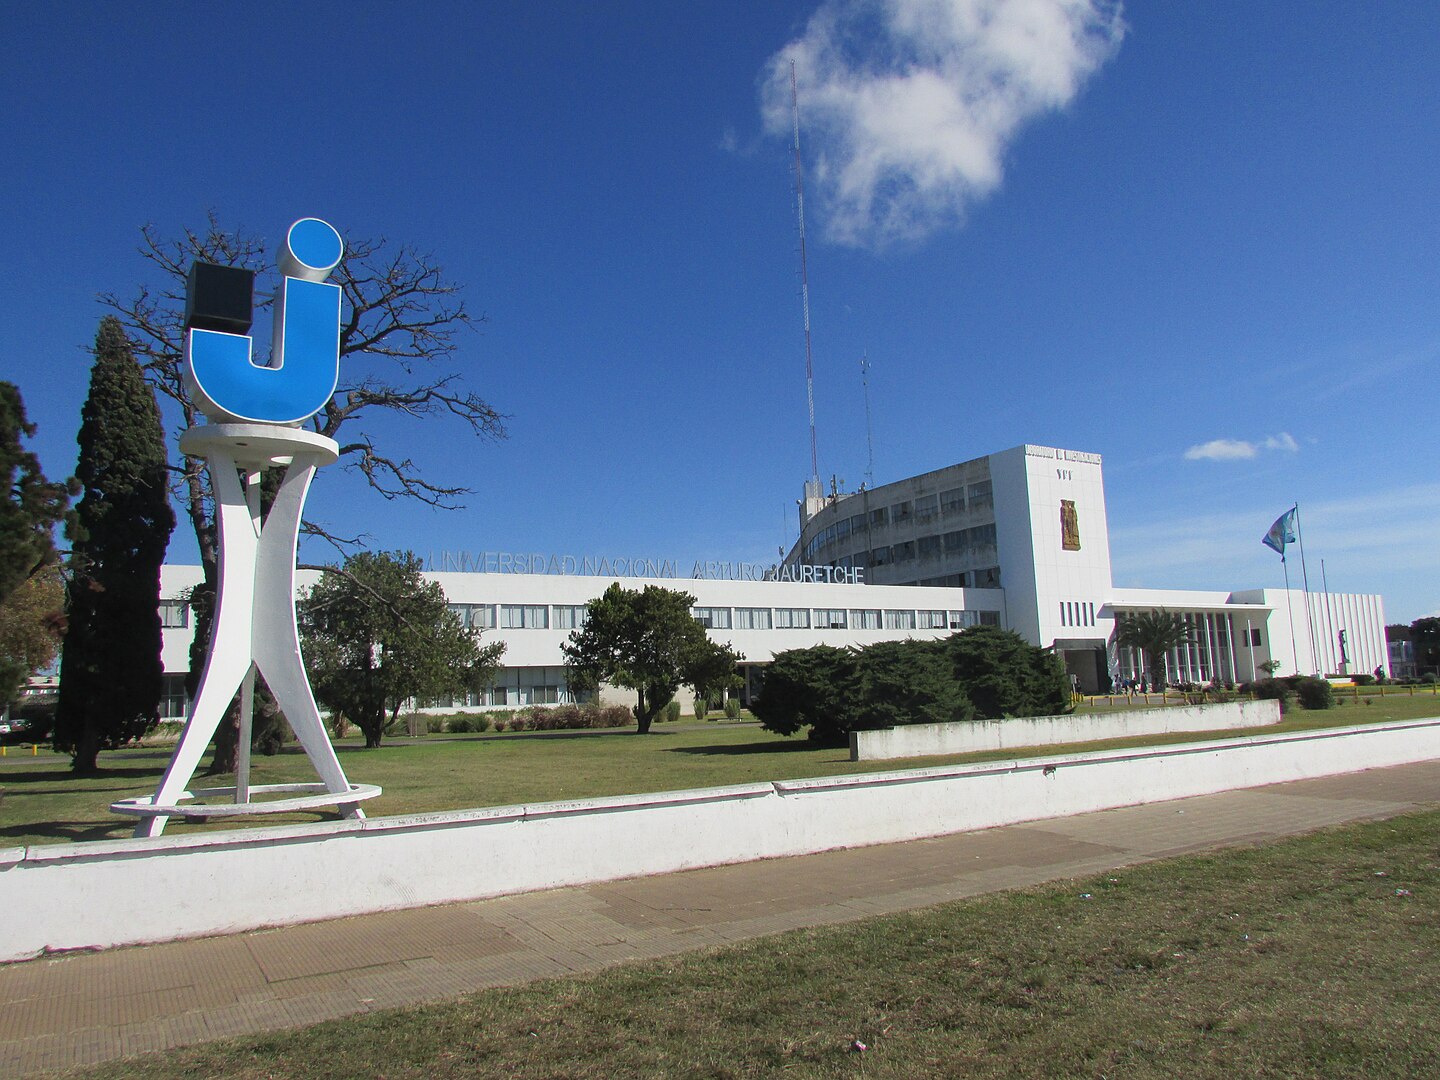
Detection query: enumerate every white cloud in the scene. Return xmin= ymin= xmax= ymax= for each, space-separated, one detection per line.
xmin=1184 ymin=432 xmax=1300 ymax=462
xmin=1184 ymin=439 xmax=1257 ymax=462
xmin=760 ymin=0 xmax=1126 ymax=247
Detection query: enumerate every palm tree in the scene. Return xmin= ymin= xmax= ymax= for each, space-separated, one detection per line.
xmin=1115 ymin=609 xmax=1193 ymax=691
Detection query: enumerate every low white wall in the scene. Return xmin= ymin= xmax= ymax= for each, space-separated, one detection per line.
xmin=3 ymin=717 xmax=1438 ymax=964
xmin=850 ymin=699 xmax=1281 ymax=761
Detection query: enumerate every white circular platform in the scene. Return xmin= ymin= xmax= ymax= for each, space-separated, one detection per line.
xmin=179 ymin=424 xmax=340 ymax=468
xmin=111 ymin=782 xmax=381 ymax=821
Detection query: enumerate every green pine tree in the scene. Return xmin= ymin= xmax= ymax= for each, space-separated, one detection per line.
xmin=55 ymin=317 xmax=175 ymax=773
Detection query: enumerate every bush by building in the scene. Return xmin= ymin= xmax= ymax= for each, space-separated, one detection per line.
xmin=1294 ymin=676 xmax=1335 ymax=710
xmin=753 ymin=628 xmax=1070 ymax=746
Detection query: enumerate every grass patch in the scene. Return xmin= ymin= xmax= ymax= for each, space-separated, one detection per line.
xmin=62 ymin=807 xmax=1440 ymax=1079
xmin=3 ymin=696 xmax=1436 ymax=849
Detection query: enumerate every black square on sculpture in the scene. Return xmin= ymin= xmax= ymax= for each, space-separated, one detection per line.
xmin=185 ymin=262 xmax=255 ymax=334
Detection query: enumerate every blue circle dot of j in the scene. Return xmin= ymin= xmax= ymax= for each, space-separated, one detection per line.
xmin=281 ymin=218 xmax=344 ymax=281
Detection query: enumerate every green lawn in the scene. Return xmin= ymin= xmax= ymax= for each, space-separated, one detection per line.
xmin=61 ymin=807 xmax=1440 ymax=1079
xmin=2 ymin=695 xmax=1437 ymax=849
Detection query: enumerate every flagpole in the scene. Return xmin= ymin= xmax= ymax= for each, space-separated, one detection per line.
xmin=1294 ymin=504 xmax=1320 ymax=674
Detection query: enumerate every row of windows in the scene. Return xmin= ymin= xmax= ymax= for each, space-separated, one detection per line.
xmin=698 ymin=606 xmax=1000 ymax=632
xmin=1059 ymin=601 xmax=1096 ymax=628
xmin=808 ymin=524 xmax=1000 ymax=569
xmin=910 ymin=568 xmax=1002 ymax=589
xmin=802 ymin=481 xmax=995 ymax=559
xmin=448 ymin=604 xmax=590 ymax=631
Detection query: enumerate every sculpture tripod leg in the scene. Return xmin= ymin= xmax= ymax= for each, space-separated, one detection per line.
xmin=133 ymin=441 xmax=361 ymax=838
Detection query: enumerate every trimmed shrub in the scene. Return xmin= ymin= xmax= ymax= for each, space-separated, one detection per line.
xmin=1295 ymin=676 xmax=1335 ymax=710
xmin=592 ymin=704 xmax=633 ymax=728
xmin=693 ymin=696 xmax=708 ymax=719
xmin=445 ymin=712 xmax=493 ymax=734
xmin=426 ymin=716 xmax=446 ymax=734
xmin=853 ymin=639 xmax=973 ymax=732
xmin=724 ymin=697 xmax=742 ymax=719
xmin=946 ymin=626 xmax=1070 ymax=719
xmin=752 ymin=644 xmax=861 ymax=746
xmin=665 ymin=700 xmax=682 ymax=723
xmin=1351 ymin=673 xmax=1374 ymax=686
xmin=1247 ymin=678 xmax=1292 ymax=709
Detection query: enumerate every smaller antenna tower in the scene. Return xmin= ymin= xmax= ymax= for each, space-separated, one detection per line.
xmin=790 ymin=59 xmax=820 ymax=489
xmin=861 ymin=352 xmax=875 ymax=488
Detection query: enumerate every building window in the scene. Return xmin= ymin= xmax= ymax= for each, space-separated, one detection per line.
xmin=735 ymin=607 xmax=772 ymax=630
xmin=940 ymin=487 xmax=965 ymax=516
xmin=891 ymin=500 xmax=913 ymax=525
xmin=892 ymin=541 xmax=916 ymax=562
xmin=552 ymin=605 xmax=588 ymax=630
xmin=159 ymin=600 xmax=189 ymax=629
xmin=870 ymin=507 xmax=888 ymax=528
xmin=774 ymin=607 xmax=810 ymax=629
xmin=948 ymin=610 xmax=979 ymax=629
xmin=814 ymin=608 xmax=848 ymax=629
xmin=967 ymin=480 xmax=993 ymax=512
xmin=159 ymin=673 xmax=188 ymax=719
xmin=449 ymin=603 xmax=497 ymax=629
xmin=693 ymin=606 xmax=732 ymax=629
xmin=849 ymin=608 xmax=881 ymax=630
xmin=978 ymin=611 xmax=1000 ymax=626
xmin=914 ymin=494 xmax=939 ymax=522
xmin=500 ymin=604 xmax=548 ymax=629
xmin=884 ymin=609 xmax=917 ymax=630
xmin=870 ymin=545 xmax=891 ymax=566
xmin=918 ymin=610 xmax=947 ymax=629
xmin=973 ymin=567 xmax=1001 ymax=588
xmin=917 ymin=534 xmax=942 ymax=559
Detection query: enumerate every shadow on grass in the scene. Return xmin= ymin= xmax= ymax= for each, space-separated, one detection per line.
xmin=0 ymin=819 xmax=136 ymax=843
xmin=666 ymin=739 xmax=845 ymax=759
xmin=336 ymin=729 xmax=661 ymax=752
xmin=0 ymin=766 xmax=165 ymax=787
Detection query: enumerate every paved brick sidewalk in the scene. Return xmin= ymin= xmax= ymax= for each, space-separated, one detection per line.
xmin=3 ymin=760 xmax=1438 ymax=1078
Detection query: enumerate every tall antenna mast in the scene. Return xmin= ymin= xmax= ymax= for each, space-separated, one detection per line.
xmin=861 ymin=352 xmax=875 ymax=488
xmin=790 ymin=59 xmax=820 ymax=488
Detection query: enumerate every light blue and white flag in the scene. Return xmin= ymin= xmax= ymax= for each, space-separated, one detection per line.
xmin=1262 ymin=507 xmax=1298 ymax=557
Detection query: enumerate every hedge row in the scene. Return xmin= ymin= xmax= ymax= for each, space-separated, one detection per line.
xmin=751 ymin=626 xmax=1071 ymax=746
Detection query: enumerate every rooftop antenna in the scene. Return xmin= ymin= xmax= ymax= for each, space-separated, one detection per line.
xmin=790 ymin=58 xmax=820 ymax=489
xmin=861 ymin=352 xmax=875 ymax=488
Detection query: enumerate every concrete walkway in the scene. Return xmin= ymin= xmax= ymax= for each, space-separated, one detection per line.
xmin=4 ymin=759 xmax=1438 ymax=1078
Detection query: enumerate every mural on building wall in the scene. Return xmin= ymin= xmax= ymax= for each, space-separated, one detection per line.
xmin=1061 ymin=500 xmax=1081 ymax=551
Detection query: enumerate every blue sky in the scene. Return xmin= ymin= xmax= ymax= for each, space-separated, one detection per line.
xmin=4 ymin=1 xmax=1437 ymax=621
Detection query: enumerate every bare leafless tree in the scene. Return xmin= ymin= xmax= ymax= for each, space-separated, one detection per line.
xmin=100 ymin=211 xmax=507 ymax=770
xmin=100 ymin=210 xmax=507 ymax=569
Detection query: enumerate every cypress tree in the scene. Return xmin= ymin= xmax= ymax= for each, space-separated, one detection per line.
xmin=55 ymin=317 xmax=175 ymax=773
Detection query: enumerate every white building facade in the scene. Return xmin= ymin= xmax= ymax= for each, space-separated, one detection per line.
xmin=784 ymin=444 xmax=1387 ymax=693
xmin=157 ymin=566 xmax=1005 ymax=716
xmin=155 ymin=441 xmax=1389 ymax=714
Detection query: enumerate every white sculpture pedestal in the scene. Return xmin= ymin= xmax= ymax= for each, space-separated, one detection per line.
xmin=113 ymin=424 xmax=380 ymax=837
